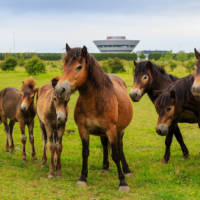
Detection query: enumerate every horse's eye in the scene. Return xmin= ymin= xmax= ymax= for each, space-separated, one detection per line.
xmin=143 ymin=75 xmax=148 ymax=80
xmin=167 ymin=107 xmax=171 ymax=112
xmin=53 ymin=97 xmax=57 ymax=101
xmin=76 ymin=65 xmax=82 ymax=71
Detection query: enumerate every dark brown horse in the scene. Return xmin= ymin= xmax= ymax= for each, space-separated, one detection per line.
xmin=54 ymin=44 xmax=133 ymax=192
xmin=191 ymin=48 xmax=200 ymax=97
xmin=36 ymin=77 xmax=69 ymax=178
xmin=129 ymin=61 xmax=189 ymax=163
xmin=0 ymin=78 xmax=37 ymax=160
xmin=155 ymin=75 xmax=199 ymax=136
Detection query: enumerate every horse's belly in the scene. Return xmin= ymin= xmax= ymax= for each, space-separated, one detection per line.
xmin=178 ymin=110 xmax=198 ymax=123
xmin=86 ymin=118 xmax=106 ymax=136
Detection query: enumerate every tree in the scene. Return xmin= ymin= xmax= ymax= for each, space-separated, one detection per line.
xmin=139 ymin=52 xmax=146 ymax=60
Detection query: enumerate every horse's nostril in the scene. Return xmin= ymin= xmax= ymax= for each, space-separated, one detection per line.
xmin=156 ymin=128 xmax=161 ymax=135
xmin=61 ymin=88 xmax=65 ymax=94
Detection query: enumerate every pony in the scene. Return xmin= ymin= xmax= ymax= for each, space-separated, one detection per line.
xmin=54 ymin=44 xmax=133 ymax=192
xmin=36 ymin=77 xmax=69 ymax=178
xmin=129 ymin=61 xmax=188 ymax=163
xmin=0 ymin=78 xmax=37 ymax=160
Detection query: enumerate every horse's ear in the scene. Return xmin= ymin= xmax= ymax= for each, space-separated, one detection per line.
xmin=170 ymin=90 xmax=176 ymax=103
xmin=51 ymin=77 xmax=59 ymax=89
xmin=66 ymin=43 xmax=71 ymax=53
xmin=194 ymin=48 xmax=200 ymax=60
xmin=146 ymin=61 xmax=152 ymax=71
xmin=133 ymin=60 xmax=137 ymax=66
xmin=81 ymin=46 xmax=88 ymax=58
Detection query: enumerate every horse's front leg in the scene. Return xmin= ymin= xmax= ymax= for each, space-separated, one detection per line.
xmin=19 ymin=121 xmax=27 ymax=160
xmin=162 ymin=131 xmax=173 ymax=163
xmin=100 ymin=136 xmax=109 ymax=172
xmin=77 ymin=125 xmax=89 ymax=187
xmin=28 ymin=120 xmax=37 ymax=161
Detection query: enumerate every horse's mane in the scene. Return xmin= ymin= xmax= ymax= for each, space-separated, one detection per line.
xmin=22 ymin=78 xmax=36 ymax=90
xmin=64 ymin=48 xmax=113 ymax=89
xmin=156 ymin=75 xmax=194 ymax=109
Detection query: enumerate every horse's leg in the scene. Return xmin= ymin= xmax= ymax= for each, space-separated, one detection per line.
xmin=100 ymin=136 xmax=109 ymax=172
xmin=119 ymin=132 xmax=131 ymax=176
xmin=8 ymin=120 xmax=15 ymax=151
xmin=173 ymin=124 xmax=189 ymax=159
xmin=107 ymin=125 xmax=129 ymax=192
xmin=77 ymin=125 xmax=89 ymax=187
xmin=3 ymin=118 xmax=10 ymax=152
xmin=162 ymin=131 xmax=173 ymax=163
xmin=28 ymin=120 xmax=37 ymax=161
xmin=19 ymin=121 xmax=26 ymax=160
xmin=40 ymin=121 xmax=47 ymax=167
xmin=55 ymin=126 xmax=64 ymax=177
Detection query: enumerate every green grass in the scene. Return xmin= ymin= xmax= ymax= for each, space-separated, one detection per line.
xmin=0 ymin=66 xmax=200 ymax=200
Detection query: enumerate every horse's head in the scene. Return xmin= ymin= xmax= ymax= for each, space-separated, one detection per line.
xmin=129 ymin=61 xmax=153 ymax=102
xmin=191 ymin=48 xmax=200 ymax=98
xmin=51 ymin=77 xmax=68 ymax=125
xmin=155 ymin=90 xmax=176 ymax=136
xmin=55 ymin=44 xmax=89 ymax=101
xmin=21 ymin=78 xmax=37 ymax=112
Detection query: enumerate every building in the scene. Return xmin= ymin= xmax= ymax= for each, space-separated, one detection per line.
xmin=93 ymin=36 xmax=140 ymax=53
xmin=136 ymin=50 xmax=168 ymax=59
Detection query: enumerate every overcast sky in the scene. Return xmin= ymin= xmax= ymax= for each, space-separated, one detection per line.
xmin=0 ymin=0 xmax=200 ymax=53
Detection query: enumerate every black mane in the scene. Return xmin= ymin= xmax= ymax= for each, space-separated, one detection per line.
xmin=64 ymin=48 xmax=112 ymax=90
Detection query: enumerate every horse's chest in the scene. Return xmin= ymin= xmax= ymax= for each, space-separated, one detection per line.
xmin=85 ymin=118 xmax=105 ymax=136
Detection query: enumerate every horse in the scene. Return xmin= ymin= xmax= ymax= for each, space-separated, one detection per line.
xmin=54 ymin=44 xmax=133 ymax=192
xmin=191 ymin=48 xmax=200 ymax=98
xmin=155 ymin=75 xmax=199 ymax=136
xmin=36 ymin=77 xmax=69 ymax=178
xmin=129 ymin=61 xmax=189 ymax=163
xmin=0 ymin=78 xmax=37 ymax=160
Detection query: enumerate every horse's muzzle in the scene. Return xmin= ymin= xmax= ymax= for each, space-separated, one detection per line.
xmin=191 ymin=83 xmax=200 ymax=98
xmin=129 ymin=89 xmax=142 ymax=102
xmin=55 ymin=81 xmax=71 ymax=101
xmin=156 ymin=124 xmax=169 ymax=136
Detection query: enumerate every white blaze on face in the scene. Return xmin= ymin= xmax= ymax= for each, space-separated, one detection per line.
xmin=21 ymin=102 xmax=28 ymax=111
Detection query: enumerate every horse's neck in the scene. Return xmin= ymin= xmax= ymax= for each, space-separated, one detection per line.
xmin=147 ymin=73 xmax=173 ymax=102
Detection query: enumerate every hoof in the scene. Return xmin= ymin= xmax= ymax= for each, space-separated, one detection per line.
xmin=22 ymin=158 xmax=26 ymax=161
xmin=125 ymin=173 xmax=132 ymax=177
xmin=161 ymin=158 xmax=168 ymax=164
xmin=76 ymin=180 xmax=87 ymax=187
xmin=56 ymin=171 xmax=62 ymax=177
xmin=119 ymin=186 xmax=130 ymax=193
xmin=48 ymin=174 xmax=54 ymax=179
xmin=6 ymin=151 xmax=10 ymax=155
xmin=183 ymin=154 xmax=189 ymax=159
xmin=101 ymin=168 xmax=109 ymax=173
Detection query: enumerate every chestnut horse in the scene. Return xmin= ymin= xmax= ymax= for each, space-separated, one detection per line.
xmin=155 ymin=75 xmax=199 ymax=136
xmin=191 ymin=48 xmax=200 ymax=97
xmin=36 ymin=77 xmax=69 ymax=178
xmin=54 ymin=44 xmax=133 ymax=192
xmin=129 ymin=61 xmax=188 ymax=163
xmin=0 ymin=78 xmax=37 ymax=160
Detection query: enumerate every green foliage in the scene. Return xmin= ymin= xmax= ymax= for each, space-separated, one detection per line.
xmin=18 ymin=53 xmax=25 ymax=66
xmin=161 ymin=51 xmax=174 ymax=60
xmin=0 ymin=56 xmax=17 ymax=71
xmin=92 ymin=52 xmax=137 ymax=61
xmin=101 ymin=57 xmax=125 ymax=73
xmin=185 ymin=59 xmax=195 ymax=73
xmin=169 ymin=60 xmax=177 ymax=71
xmin=139 ymin=51 xmax=146 ymax=60
xmin=148 ymin=53 xmax=162 ymax=60
xmin=25 ymin=56 xmax=46 ymax=75
xmin=175 ymin=51 xmax=188 ymax=62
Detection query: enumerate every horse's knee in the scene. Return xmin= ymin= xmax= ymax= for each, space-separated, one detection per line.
xmin=21 ymin=135 xmax=27 ymax=144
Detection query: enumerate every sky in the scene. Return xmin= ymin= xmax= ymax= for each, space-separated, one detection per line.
xmin=0 ymin=0 xmax=200 ymax=53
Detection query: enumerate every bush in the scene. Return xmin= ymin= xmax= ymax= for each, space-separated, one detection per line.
xmin=25 ymin=56 xmax=46 ymax=75
xmin=169 ymin=61 xmax=177 ymax=71
xmin=139 ymin=52 xmax=146 ymax=60
xmin=101 ymin=57 xmax=125 ymax=73
xmin=0 ymin=57 xmax=17 ymax=71
xmin=92 ymin=53 xmax=137 ymax=61
xmin=18 ymin=53 xmax=25 ymax=66
xmin=185 ymin=59 xmax=195 ymax=73
xmin=148 ymin=53 xmax=162 ymax=60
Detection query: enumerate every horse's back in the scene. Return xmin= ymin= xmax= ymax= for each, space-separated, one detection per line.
xmin=0 ymin=88 xmax=20 ymax=119
xmin=109 ymin=75 xmax=133 ymax=130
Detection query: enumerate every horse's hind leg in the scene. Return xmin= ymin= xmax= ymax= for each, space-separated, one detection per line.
xmin=3 ymin=118 xmax=10 ymax=152
xmin=173 ymin=124 xmax=189 ymax=159
xmin=100 ymin=136 xmax=109 ymax=172
xmin=40 ymin=121 xmax=47 ymax=167
xmin=162 ymin=131 xmax=173 ymax=163
xmin=9 ymin=120 xmax=15 ymax=151
xmin=118 ymin=132 xmax=131 ymax=176
xmin=28 ymin=120 xmax=37 ymax=161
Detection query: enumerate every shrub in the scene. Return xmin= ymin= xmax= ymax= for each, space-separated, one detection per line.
xmin=50 ymin=62 xmax=57 ymax=68
xmin=92 ymin=53 xmax=137 ymax=61
xmin=169 ymin=61 xmax=177 ymax=71
xmin=18 ymin=53 xmax=25 ymax=66
xmin=185 ymin=59 xmax=195 ymax=73
xmin=0 ymin=57 xmax=17 ymax=71
xmin=102 ymin=57 xmax=125 ymax=73
xmin=139 ymin=52 xmax=146 ymax=60
xmin=25 ymin=56 xmax=46 ymax=75
xmin=148 ymin=53 xmax=162 ymax=60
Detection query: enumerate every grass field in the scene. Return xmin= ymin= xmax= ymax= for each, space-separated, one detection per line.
xmin=0 ymin=65 xmax=200 ymax=200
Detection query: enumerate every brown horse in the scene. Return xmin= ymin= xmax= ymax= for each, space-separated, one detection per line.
xmin=129 ymin=61 xmax=188 ymax=163
xmin=191 ymin=48 xmax=200 ymax=97
xmin=54 ymin=44 xmax=133 ymax=192
xmin=155 ymin=75 xmax=199 ymax=136
xmin=0 ymin=78 xmax=37 ymax=160
xmin=36 ymin=77 xmax=69 ymax=178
